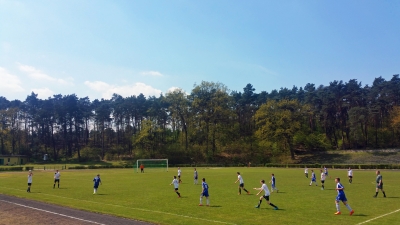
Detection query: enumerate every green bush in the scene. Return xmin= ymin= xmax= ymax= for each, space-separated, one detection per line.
xmin=0 ymin=167 xmax=24 ymax=172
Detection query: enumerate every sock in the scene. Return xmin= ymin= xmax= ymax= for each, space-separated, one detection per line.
xmin=206 ymin=199 xmax=209 ymax=205
xmin=345 ymin=204 xmax=352 ymax=211
xmin=310 ymin=182 xmax=312 ymax=185
xmin=269 ymin=203 xmax=277 ymax=208
xmin=200 ymin=197 xmax=203 ymax=204
xmin=336 ymin=203 xmax=340 ymax=212
xmin=53 ymin=184 xmax=55 ymax=188
xmin=244 ymin=188 xmax=249 ymax=193
xmin=258 ymin=199 xmax=262 ymax=206
xmin=375 ymin=192 xmax=378 ymax=197
xmin=322 ymin=184 xmax=324 ymax=189
xmin=383 ymin=192 xmax=386 ymax=197
xmin=176 ymin=192 xmax=180 ymax=197
xmin=239 ymin=188 xmax=241 ymax=194
xmin=58 ymin=183 xmax=60 ymax=188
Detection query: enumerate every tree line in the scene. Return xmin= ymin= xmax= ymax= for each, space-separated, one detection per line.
xmin=1 ymin=75 xmax=400 ymax=164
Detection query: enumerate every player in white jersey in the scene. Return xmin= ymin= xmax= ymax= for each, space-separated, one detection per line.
xmin=253 ymin=180 xmax=278 ymax=210
xmin=320 ymin=170 xmax=326 ymax=190
xmin=235 ymin=172 xmax=250 ymax=195
xmin=194 ymin=168 xmax=198 ymax=185
xmin=27 ymin=170 xmax=33 ymax=193
xmin=309 ymin=170 xmax=317 ymax=186
xmin=305 ymin=167 xmax=308 ymax=178
xmin=53 ymin=170 xmax=61 ymax=188
xmin=347 ymin=167 xmax=353 ymax=184
xmin=177 ymin=167 xmax=182 ymax=183
xmin=170 ymin=176 xmax=181 ymax=198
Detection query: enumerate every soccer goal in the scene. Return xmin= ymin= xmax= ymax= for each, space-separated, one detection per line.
xmin=136 ymin=159 xmax=168 ymax=173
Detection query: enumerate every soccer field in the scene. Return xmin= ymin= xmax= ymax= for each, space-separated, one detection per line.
xmin=0 ymin=167 xmax=399 ymax=225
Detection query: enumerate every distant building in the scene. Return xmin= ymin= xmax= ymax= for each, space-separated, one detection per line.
xmin=0 ymin=155 xmax=28 ymax=165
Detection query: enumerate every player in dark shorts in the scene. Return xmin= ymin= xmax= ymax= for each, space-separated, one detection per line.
xmin=53 ymin=170 xmax=60 ymax=188
xmin=373 ymin=170 xmax=386 ymax=198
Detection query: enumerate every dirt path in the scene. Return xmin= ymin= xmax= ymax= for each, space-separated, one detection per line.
xmin=0 ymin=194 xmax=152 ymax=225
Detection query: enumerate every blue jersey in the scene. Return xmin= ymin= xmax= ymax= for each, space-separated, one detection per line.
xmin=271 ymin=176 xmax=276 ymax=185
xmin=194 ymin=171 xmax=198 ymax=179
xmin=336 ymin=182 xmax=347 ymax=202
xmin=324 ymin=168 xmax=328 ymax=174
xmin=202 ymin=181 xmax=209 ymax=197
xmin=93 ymin=177 xmax=101 ymax=187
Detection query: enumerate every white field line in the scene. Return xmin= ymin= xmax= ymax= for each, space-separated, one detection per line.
xmin=356 ymin=208 xmax=400 ymax=225
xmin=0 ymin=187 xmax=236 ymax=225
xmin=0 ymin=199 xmax=106 ymax=225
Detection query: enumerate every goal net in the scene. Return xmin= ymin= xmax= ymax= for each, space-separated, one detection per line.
xmin=136 ymin=159 xmax=168 ymax=172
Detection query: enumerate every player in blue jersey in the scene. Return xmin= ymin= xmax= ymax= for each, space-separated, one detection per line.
xmin=334 ymin=177 xmax=354 ymax=215
xmin=194 ymin=168 xmax=198 ymax=185
xmin=269 ymin=174 xmax=278 ymax=193
xmin=324 ymin=166 xmax=330 ymax=178
xmin=93 ymin=174 xmax=102 ymax=194
xmin=199 ymin=178 xmax=209 ymax=206
xmin=374 ymin=170 xmax=386 ymax=198
xmin=309 ymin=170 xmax=317 ymax=186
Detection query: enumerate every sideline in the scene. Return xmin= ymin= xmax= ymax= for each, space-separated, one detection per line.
xmin=0 ymin=199 xmax=106 ymax=225
xmin=356 ymin=209 xmax=400 ymax=225
xmin=0 ymin=187 xmax=236 ymax=225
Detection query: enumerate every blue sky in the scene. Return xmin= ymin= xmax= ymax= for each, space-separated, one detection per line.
xmin=1 ymin=0 xmax=399 ymax=101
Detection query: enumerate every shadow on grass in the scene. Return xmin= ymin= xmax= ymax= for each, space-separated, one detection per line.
xmin=96 ymin=193 xmax=108 ymax=195
xmin=179 ymin=196 xmax=188 ymax=198
xmin=209 ymin=205 xmax=222 ymax=208
xmin=353 ymin=214 xmax=368 ymax=217
xmin=386 ymin=197 xmax=399 ymax=198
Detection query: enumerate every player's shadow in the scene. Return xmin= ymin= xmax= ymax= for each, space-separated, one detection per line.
xmin=386 ymin=197 xmax=399 ymax=198
xmin=275 ymin=192 xmax=286 ymax=193
xmin=209 ymin=205 xmax=221 ymax=207
xmin=179 ymin=196 xmax=188 ymax=198
xmin=96 ymin=193 xmax=108 ymax=195
xmin=353 ymin=214 xmax=367 ymax=217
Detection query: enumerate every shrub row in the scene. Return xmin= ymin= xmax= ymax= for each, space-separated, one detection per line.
xmin=0 ymin=167 xmax=24 ymax=171
xmin=68 ymin=165 xmax=130 ymax=169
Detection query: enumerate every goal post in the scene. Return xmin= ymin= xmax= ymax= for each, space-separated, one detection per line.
xmin=136 ymin=159 xmax=168 ymax=173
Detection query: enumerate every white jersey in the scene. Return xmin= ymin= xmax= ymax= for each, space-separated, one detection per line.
xmin=172 ymin=179 xmax=179 ymax=188
xmin=261 ymin=183 xmax=270 ymax=196
xmin=178 ymin=169 xmax=181 ymax=176
xmin=348 ymin=170 xmax=353 ymax=176
xmin=27 ymin=174 xmax=33 ymax=183
xmin=305 ymin=168 xmax=308 ymax=173
xmin=238 ymin=175 xmax=244 ymax=184
xmin=321 ymin=172 xmax=326 ymax=181
xmin=54 ymin=172 xmax=60 ymax=179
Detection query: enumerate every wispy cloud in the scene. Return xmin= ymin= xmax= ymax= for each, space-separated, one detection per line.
xmin=0 ymin=67 xmax=25 ymax=93
xmin=84 ymin=81 xmax=162 ymax=99
xmin=141 ymin=71 xmax=163 ymax=77
xmin=31 ymin=87 xmax=54 ymax=99
xmin=18 ymin=63 xmax=74 ymax=85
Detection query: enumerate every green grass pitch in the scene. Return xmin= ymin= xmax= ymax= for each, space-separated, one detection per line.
xmin=0 ymin=167 xmax=399 ymax=225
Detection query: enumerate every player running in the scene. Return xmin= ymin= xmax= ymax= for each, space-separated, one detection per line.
xmin=334 ymin=177 xmax=354 ymax=215
xmin=348 ymin=167 xmax=353 ymax=184
xmin=235 ymin=172 xmax=250 ymax=195
xmin=194 ymin=168 xmax=198 ymax=185
xmin=53 ymin=170 xmax=61 ymax=188
xmin=324 ymin=166 xmax=329 ymax=178
xmin=170 ymin=176 xmax=181 ymax=198
xmin=27 ymin=170 xmax=33 ymax=193
xmin=305 ymin=167 xmax=308 ymax=178
xmin=253 ymin=179 xmax=278 ymax=210
xmin=269 ymin=174 xmax=278 ymax=193
xmin=373 ymin=170 xmax=386 ymax=198
xmin=177 ymin=167 xmax=182 ymax=183
xmin=320 ymin=169 xmax=326 ymax=190
xmin=309 ymin=170 xmax=317 ymax=186
xmin=199 ymin=178 xmax=209 ymax=206
xmin=93 ymin=174 xmax=102 ymax=194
